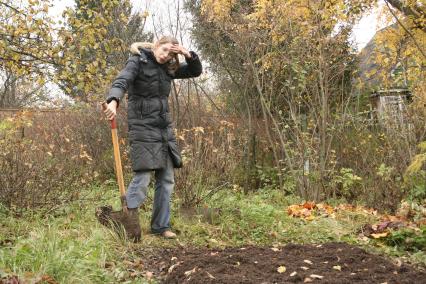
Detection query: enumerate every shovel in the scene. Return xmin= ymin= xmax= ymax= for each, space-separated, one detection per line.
xmin=95 ymin=102 xmax=141 ymax=242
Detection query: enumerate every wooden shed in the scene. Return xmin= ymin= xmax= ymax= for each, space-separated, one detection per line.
xmin=369 ymin=88 xmax=412 ymax=124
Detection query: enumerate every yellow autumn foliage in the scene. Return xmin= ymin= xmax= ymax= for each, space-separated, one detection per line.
xmin=406 ymin=141 xmax=426 ymax=175
xmin=199 ymin=0 xmax=377 ymax=74
xmin=1 ymin=0 xmax=132 ymax=102
xmin=363 ymin=1 xmax=426 ymax=93
xmin=201 ymin=0 xmax=237 ymax=21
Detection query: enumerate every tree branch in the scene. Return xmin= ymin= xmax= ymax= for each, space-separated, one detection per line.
xmin=386 ymin=0 xmax=425 ymax=18
xmin=385 ymin=1 xmax=426 ymax=60
xmin=385 ymin=0 xmax=426 ymax=32
xmin=0 ymin=1 xmax=25 ymax=15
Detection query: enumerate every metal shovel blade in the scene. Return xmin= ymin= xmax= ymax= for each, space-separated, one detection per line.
xmin=95 ymin=205 xmax=141 ymax=242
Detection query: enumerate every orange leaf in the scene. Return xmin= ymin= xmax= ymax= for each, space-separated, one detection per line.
xmin=303 ymin=201 xmax=316 ymax=210
xmin=287 ymin=205 xmax=303 ymax=217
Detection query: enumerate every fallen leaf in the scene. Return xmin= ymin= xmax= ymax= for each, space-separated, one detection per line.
xmin=310 ymin=274 xmax=324 ymax=279
xmin=371 ymin=232 xmax=389 ymax=239
xmin=168 ymin=262 xmax=182 ymax=273
xmin=305 ymin=215 xmax=315 ymax=221
xmin=393 ymin=259 xmax=402 ymax=267
xmin=184 ymin=267 xmax=197 ymax=277
xmin=2 ymin=276 xmax=21 ymax=284
xmin=277 ymin=266 xmax=287 ymax=273
xmin=303 ymin=201 xmax=316 ymax=210
xmin=301 ymin=208 xmax=312 ymax=217
xmin=333 ymin=265 xmax=342 ymax=271
xmin=287 ymin=205 xmax=303 ymax=216
xmin=206 ymin=271 xmax=215 ymax=279
xmin=38 ymin=275 xmax=58 ymax=284
xmin=318 ymin=204 xmax=335 ymax=215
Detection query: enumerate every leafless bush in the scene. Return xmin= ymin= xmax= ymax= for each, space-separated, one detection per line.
xmin=174 ymin=119 xmax=241 ymax=207
xmin=0 ymin=105 xmax=128 ymax=212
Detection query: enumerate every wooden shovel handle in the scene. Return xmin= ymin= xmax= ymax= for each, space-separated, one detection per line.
xmin=102 ymin=102 xmax=128 ymax=213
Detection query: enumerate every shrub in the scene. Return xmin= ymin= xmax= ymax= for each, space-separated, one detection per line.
xmin=385 ymin=226 xmax=426 ymax=252
xmin=0 ymin=105 xmax=128 ymax=212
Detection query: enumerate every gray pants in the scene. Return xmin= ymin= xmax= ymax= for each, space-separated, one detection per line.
xmin=126 ymin=155 xmax=174 ymax=234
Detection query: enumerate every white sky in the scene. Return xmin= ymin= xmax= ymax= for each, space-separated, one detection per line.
xmin=42 ymin=0 xmax=387 ymax=103
xmin=50 ymin=0 xmax=387 ymax=52
xmin=350 ymin=0 xmax=387 ymax=51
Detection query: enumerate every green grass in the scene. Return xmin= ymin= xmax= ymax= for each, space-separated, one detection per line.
xmin=176 ymin=188 xmax=376 ymax=246
xmin=0 ymin=181 xmax=425 ymax=283
xmin=0 ymin=182 xmax=144 ymax=283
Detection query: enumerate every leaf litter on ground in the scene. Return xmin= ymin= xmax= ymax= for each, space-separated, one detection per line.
xmin=286 ymin=201 xmax=425 ymax=243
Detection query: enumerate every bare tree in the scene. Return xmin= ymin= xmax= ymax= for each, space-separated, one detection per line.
xmin=0 ymin=68 xmax=47 ymax=108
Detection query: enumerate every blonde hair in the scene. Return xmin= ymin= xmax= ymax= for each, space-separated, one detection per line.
xmin=130 ymin=36 xmax=180 ymax=74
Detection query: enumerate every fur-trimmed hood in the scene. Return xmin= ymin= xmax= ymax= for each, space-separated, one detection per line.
xmin=130 ymin=42 xmax=154 ymax=55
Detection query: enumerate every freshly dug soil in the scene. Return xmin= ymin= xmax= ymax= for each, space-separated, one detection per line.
xmin=137 ymin=242 xmax=425 ymax=284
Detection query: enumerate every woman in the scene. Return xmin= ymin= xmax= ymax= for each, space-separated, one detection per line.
xmin=104 ymin=36 xmax=202 ymax=239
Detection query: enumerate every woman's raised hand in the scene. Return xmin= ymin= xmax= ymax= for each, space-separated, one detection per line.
xmin=169 ymin=44 xmax=191 ymax=59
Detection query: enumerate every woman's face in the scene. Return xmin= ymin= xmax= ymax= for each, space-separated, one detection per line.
xmin=153 ymin=43 xmax=174 ymax=64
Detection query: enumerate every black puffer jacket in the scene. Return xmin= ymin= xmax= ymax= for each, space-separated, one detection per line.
xmin=106 ymin=48 xmax=202 ymax=171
